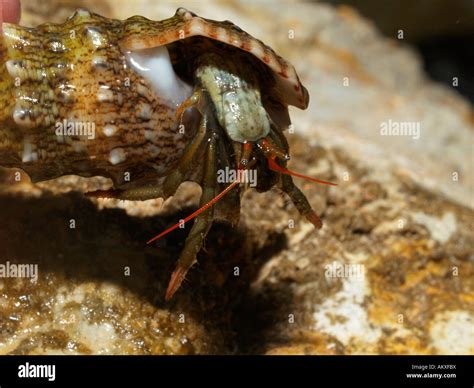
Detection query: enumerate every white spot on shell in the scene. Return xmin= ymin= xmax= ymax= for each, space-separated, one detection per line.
xmin=103 ymin=124 xmax=118 ymax=137
xmin=92 ymin=55 xmax=108 ymax=68
xmin=137 ymin=103 xmax=152 ymax=120
xmin=13 ymin=105 xmax=34 ymax=128
xmin=5 ymin=60 xmax=20 ymax=78
xmin=21 ymin=140 xmax=38 ymax=163
xmin=136 ymin=83 xmax=150 ymax=98
xmin=47 ymin=39 xmax=66 ymax=53
xmin=97 ymin=88 xmax=114 ymax=102
xmin=84 ymin=26 xmax=108 ymax=48
xmin=59 ymin=87 xmax=75 ymax=103
xmin=109 ymin=148 xmax=127 ymax=165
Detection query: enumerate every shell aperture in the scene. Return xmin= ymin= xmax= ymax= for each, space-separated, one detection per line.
xmin=125 ymin=46 xmax=192 ymax=108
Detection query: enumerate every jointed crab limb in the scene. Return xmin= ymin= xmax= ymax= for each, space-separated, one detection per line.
xmin=162 ymin=114 xmax=208 ymax=197
xmin=164 ymin=206 xmax=214 ymax=300
xmin=163 ymin=135 xmax=219 ymax=300
xmin=257 ymin=135 xmax=336 ymax=229
xmin=85 ymin=184 xmax=165 ymax=201
xmin=257 ymin=138 xmax=289 ymax=161
xmin=149 ymin=129 xmax=337 ymax=298
xmin=148 ymin=136 xmax=250 ymax=300
xmin=239 ymin=142 xmax=253 ymax=168
xmin=280 ymin=173 xmax=323 ymax=229
xmin=260 ymin=136 xmax=337 ymax=186
xmin=175 ymin=89 xmax=202 ymax=123
xmin=147 ymin=176 xmax=240 ymax=245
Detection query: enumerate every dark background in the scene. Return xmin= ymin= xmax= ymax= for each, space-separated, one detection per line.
xmin=321 ymin=0 xmax=474 ymax=102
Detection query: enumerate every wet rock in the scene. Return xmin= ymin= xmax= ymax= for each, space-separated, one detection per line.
xmin=237 ymin=137 xmax=473 ymax=355
xmin=1 ymin=0 xmax=472 ymax=354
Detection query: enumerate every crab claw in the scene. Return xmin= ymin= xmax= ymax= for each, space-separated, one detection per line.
xmin=165 ymin=265 xmax=190 ymax=301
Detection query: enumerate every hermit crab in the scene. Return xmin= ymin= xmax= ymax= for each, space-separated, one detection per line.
xmin=0 ymin=8 xmax=336 ymax=299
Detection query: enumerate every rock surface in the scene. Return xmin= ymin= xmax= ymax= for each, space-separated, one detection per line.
xmin=0 ymin=0 xmax=472 ymax=355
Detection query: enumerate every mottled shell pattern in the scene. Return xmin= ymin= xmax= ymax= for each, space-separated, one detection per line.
xmin=0 ymin=8 xmax=308 ymax=189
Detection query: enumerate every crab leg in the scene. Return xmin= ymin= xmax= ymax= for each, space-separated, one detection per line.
xmin=164 ymin=132 xmax=219 ymax=300
xmin=239 ymin=142 xmax=253 ymax=168
xmin=257 ymin=135 xmax=336 ymax=229
xmin=280 ymin=173 xmax=323 ymax=229
xmin=85 ymin=185 xmax=164 ymax=201
xmin=175 ymin=89 xmax=202 ymax=122
xmin=162 ymin=114 xmax=208 ymax=197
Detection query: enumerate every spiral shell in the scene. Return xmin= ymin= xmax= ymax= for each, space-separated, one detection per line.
xmin=0 ymin=8 xmax=308 ymax=189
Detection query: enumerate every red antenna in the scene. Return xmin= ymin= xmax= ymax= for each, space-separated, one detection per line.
xmin=267 ymin=156 xmax=337 ymax=186
xmin=147 ymin=176 xmax=241 ymax=244
xmin=147 ymin=153 xmax=336 ymax=245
